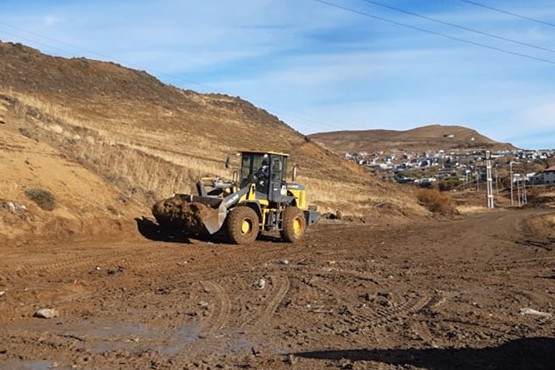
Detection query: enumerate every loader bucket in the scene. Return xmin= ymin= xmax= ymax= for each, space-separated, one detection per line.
xmin=152 ymin=194 xmax=227 ymax=235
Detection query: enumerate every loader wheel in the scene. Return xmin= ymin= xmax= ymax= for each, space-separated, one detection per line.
xmin=227 ymin=206 xmax=259 ymax=244
xmin=281 ymin=207 xmax=306 ymax=243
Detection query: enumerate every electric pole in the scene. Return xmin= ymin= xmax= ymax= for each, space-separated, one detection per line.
xmin=485 ymin=151 xmax=494 ymax=208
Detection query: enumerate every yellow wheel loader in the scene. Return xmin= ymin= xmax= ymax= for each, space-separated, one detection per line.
xmin=152 ymin=151 xmax=319 ymax=244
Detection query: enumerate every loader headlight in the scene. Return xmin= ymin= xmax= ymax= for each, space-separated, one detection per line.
xmin=280 ymin=185 xmax=287 ymax=196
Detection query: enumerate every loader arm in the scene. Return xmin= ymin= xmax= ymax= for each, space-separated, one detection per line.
xmin=202 ymin=184 xmax=252 ymax=234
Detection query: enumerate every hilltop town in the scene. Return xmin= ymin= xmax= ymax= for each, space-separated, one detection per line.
xmin=345 ymin=147 xmax=555 ymax=188
xmin=309 ymin=125 xmax=555 ymax=190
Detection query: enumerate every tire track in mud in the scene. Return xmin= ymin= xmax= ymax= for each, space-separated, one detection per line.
xmin=130 ymin=242 xmax=290 ymax=281
xmin=298 ymin=266 xmax=385 ymax=312
xmin=2 ymin=243 xmax=240 ymax=328
xmin=427 ymin=292 xmax=448 ymax=309
xmin=126 ymin=242 xmax=313 ymax=304
xmin=487 ymin=255 xmax=555 ymax=270
xmin=33 ymin=242 xmax=302 ymax=320
xmin=5 ymin=248 xmax=156 ymax=278
xmin=240 ymin=274 xmax=290 ymax=329
xmin=370 ymin=326 xmax=384 ymax=347
xmin=127 ymin=247 xmax=207 ymax=274
xmin=350 ymin=293 xmax=433 ymax=327
xmin=7 ymin=236 xmax=312 ymax=287
xmin=313 ymin=267 xmax=383 ymax=286
xmin=505 ymin=289 xmax=553 ymax=310
xmin=199 ymin=280 xmax=231 ymax=337
xmin=337 ymin=293 xmax=435 ymax=354
xmin=304 ymin=267 xmax=439 ymax=348
xmin=409 ymin=321 xmax=435 ymax=344
xmin=304 ymin=275 xmax=342 ymax=306
xmin=262 ymin=275 xmax=290 ymax=320
xmin=5 ymin=252 xmax=108 ymax=276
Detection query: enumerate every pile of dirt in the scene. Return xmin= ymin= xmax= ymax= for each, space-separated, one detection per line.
xmin=0 ymin=106 xmax=144 ymax=244
xmin=152 ymin=195 xmax=217 ymax=234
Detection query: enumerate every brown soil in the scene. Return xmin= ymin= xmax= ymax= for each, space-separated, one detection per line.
xmin=1 ymin=208 xmax=554 ymax=370
xmin=152 ymin=196 xmax=216 ymax=235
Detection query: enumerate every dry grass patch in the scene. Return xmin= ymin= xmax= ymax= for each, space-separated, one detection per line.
xmin=456 ymin=205 xmax=490 ymax=214
xmin=416 ymin=188 xmax=458 ymax=216
xmin=523 ymin=213 xmax=555 ymax=239
xmin=302 ymin=176 xmax=424 ymax=218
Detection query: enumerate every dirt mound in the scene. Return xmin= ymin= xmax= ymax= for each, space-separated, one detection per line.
xmin=0 ymin=104 xmax=144 ymax=244
xmin=152 ymin=195 xmax=216 ymax=234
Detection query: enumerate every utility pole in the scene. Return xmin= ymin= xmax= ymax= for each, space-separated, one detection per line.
xmin=515 ymin=176 xmax=528 ymax=207
xmin=522 ymin=178 xmax=527 ymax=205
xmin=485 ymin=151 xmax=494 ymax=208
xmin=516 ymin=175 xmax=521 ymax=207
xmin=494 ymin=166 xmax=499 ymax=194
xmin=509 ymin=161 xmax=516 ymax=206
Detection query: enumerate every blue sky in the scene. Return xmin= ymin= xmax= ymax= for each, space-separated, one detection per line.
xmin=1 ymin=0 xmax=554 ymax=149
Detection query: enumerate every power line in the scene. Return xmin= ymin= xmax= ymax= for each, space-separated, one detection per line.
xmin=459 ymin=0 xmax=555 ymax=28
xmin=360 ymin=0 xmax=555 ymax=54
xmin=310 ymin=0 xmax=555 ymax=65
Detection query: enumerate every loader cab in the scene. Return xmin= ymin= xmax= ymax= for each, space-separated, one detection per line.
xmin=239 ymin=151 xmax=288 ymax=202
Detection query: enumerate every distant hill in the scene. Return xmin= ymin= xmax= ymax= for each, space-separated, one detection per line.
xmin=309 ymin=124 xmax=517 ymax=154
xmin=0 ymin=40 xmax=428 ymax=241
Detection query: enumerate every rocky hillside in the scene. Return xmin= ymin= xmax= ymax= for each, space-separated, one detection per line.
xmin=0 ymin=40 xmax=429 ymax=242
xmin=309 ymin=124 xmax=517 ymax=154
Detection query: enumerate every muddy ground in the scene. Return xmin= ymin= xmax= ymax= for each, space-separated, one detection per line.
xmin=1 ymin=208 xmax=554 ymax=370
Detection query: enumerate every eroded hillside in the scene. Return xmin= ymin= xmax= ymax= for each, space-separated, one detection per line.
xmin=0 ymin=40 xmax=428 ymax=241
xmin=0 ymin=96 xmax=142 ymax=243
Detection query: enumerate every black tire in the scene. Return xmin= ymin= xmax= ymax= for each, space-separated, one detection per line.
xmin=226 ymin=206 xmax=259 ymax=244
xmin=280 ymin=207 xmax=306 ymax=243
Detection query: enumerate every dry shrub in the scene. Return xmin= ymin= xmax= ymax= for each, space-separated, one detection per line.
xmin=522 ymin=213 xmax=555 ymax=239
xmin=416 ymin=188 xmax=457 ymax=216
xmin=25 ymin=188 xmax=56 ymax=211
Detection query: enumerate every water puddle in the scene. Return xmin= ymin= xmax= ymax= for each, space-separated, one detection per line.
xmin=160 ymin=322 xmax=203 ymax=355
xmin=0 ymin=360 xmax=56 ymax=370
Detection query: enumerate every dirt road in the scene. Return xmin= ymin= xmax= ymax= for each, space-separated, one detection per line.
xmin=1 ymin=208 xmax=554 ymax=369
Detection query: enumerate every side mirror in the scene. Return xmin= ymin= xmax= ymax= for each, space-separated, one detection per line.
xmin=225 ymin=156 xmax=231 ymax=169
